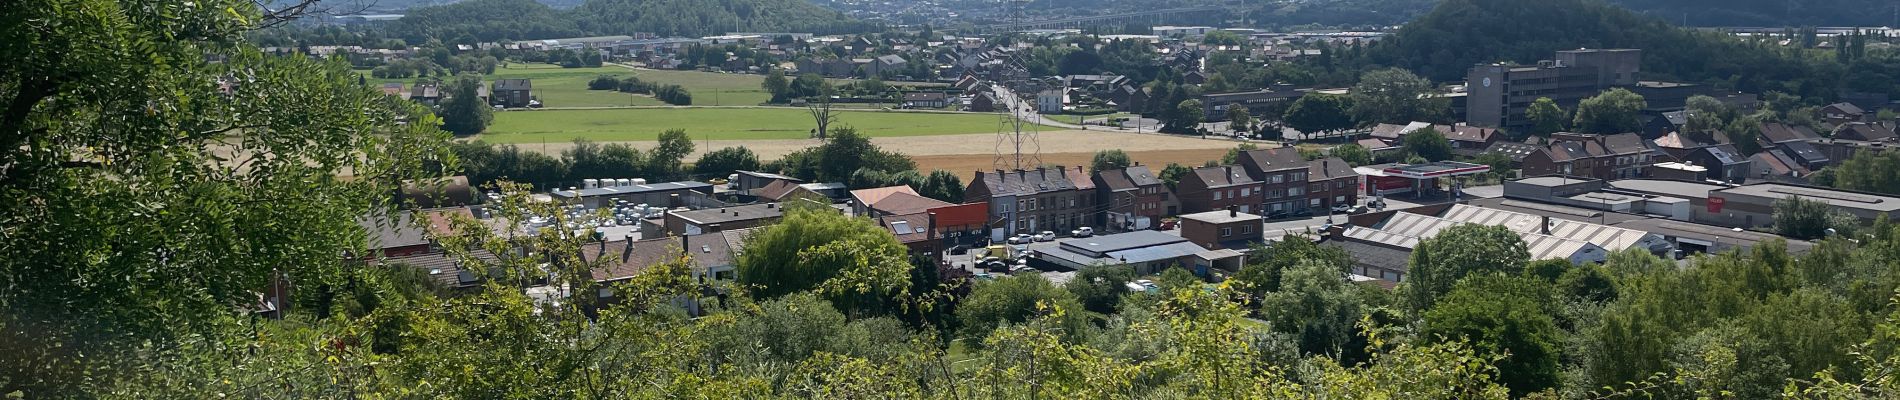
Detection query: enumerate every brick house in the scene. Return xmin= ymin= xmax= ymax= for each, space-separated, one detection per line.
xmin=1177 ymin=165 xmax=1264 ymax=215
xmin=491 ymin=78 xmax=533 ymax=108
xmin=1179 ymin=209 xmax=1264 ymax=250
xmin=1093 ymin=165 xmax=1172 ymax=232
xmin=1235 ymin=147 xmax=1311 ymax=217
xmin=964 ymin=167 xmax=1098 ymax=240
xmin=1306 ymin=158 xmax=1360 ymax=211
xmin=1521 ymin=133 xmax=1661 ymax=180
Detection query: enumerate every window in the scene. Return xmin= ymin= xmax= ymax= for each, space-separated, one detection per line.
xmin=1240 ymin=188 xmax=1251 ymax=196
xmin=1289 ymin=186 xmax=1304 ymax=196
xmin=1335 ymin=195 xmax=1346 ymax=203
xmin=1310 ymin=198 xmax=1321 ymax=207
xmin=1336 ymin=180 xmax=1346 ymax=189
xmin=1270 ymin=174 xmax=1285 ymax=184
xmin=1214 ymin=191 xmax=1224 ymax=200
xmin=1292 ymin=172 xmax=1307 ymax=181
xmin=1241 ymin=225 xmax=1253 ymax=234
xmin=1221 ymin=227 xmax=1232 ymax=237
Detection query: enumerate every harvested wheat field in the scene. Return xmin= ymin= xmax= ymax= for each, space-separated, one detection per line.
xmin=499 ymin=130 xmax=1249 ymax=175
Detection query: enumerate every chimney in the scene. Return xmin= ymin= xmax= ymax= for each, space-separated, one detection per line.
xmin=1540 ymin=215 xmax=1551 ymax=235
xmin=708 ymin=223 xmax=722 ymax=233
xmin=928 ymin=211 xmax=939 ymax=239
xmin=1229 ymin=207 xmax=1237 ymax=218
xmin=680 ymin=233 xmax=689 ymax=250
xmin=621 ymin=239 xmax=634 ymax=261
xmin=767 ymin=202 xmax=777 ymax=209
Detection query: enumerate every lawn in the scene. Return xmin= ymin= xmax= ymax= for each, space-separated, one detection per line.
xmin=360 ymin=64 xmax=661 ymax=108
xmin=479 ymin=108 xmax=1052 ymax=143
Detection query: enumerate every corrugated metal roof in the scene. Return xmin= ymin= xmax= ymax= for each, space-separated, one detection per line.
xmin=1438 ymin=204 xmax=1652 ymax=251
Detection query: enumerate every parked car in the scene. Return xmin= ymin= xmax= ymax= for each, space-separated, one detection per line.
xmin=1035 ymin=231 xmax=1056 ymax=242
xmin=1008 ymin=234 xmax=1033 ymax=244
xmin=1072 ymin=227 xmax=1095 ymax=238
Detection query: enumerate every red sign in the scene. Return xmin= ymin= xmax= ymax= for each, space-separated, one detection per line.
xmin=1707 ymin=197 xmax=1725 ymax=213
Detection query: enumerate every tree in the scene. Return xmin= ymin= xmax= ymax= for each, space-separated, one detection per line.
xmin=814 ymin=127 xmax=914 ymax=182
xmin=1406 ymin=224 xmax=1529 ymax=312
xmin=439 ymin=74 xmax=494 ymax=135
xmin=1683 ymin=95 xmax=1731 ymax=135
xmin=1349 ymin=68 xmax=1444 ymax=125
xmin=1422 ymin=275 xmax=1562 ymax=397
xmin=762 ymin=69 xmax=792 ymax=103
xmin=1402 ymin=128 xmax=1453 ymax=162
xmin=1231 ymin=236 xmax=1352 ymax=299
xmin=1283 ymin=95 xmax=1355 ymax=136
xmin=917 ymin=170 xmax=964 ymax=203
xmin=1222 ymin=143 xmax=1260 ymax=164
xmin=1829 ymin=150 xmax=1900 ymax=195
xmin=1332 ymin=144 xmax=1374 ymax=166
xmin=1169 ymin=99 xmax=1206 ymax=133
xmin=1090 ymin=149 xmax=1133 ymax=173
xmin=693 ymin=146 xmax=761 ymax=177
xmin=646 ymin=129 xmax=695 ymax=181
xmin=735 ymin=206 xmax=913 ymax=314
xmin=1524 ymin=97 xmax=1567 ymax=136
xmin=1261 ymin=260 xmax=1367 ymax=360
xmin=1065 ymin=264 xmax=1136 ymax=315
xmin=1227 ymin=107 xmax=1254 ymax=133
xmin=1159 ymin=163 xmax=1193 ymax=191
xmin=1773 ymin=196 xmax=1858 ymax=240
xmin=957 ymin=274 xmax=1089 ymax=344
xmin=1573 ymin=88 xmax=1647 ymax=134
xmin=0 ymin=1 xmax=454 ymax=392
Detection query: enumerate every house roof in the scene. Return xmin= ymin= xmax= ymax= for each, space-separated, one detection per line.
xmin=756 ymin=179 xmax=807 ymax=201
xmin=1652 ymin=131 xmax=1709 ymax=150
xmin=1599 ymin=133 xmax=1653 ymax=155
xmin=1694 ymin=144 xmax=1746 ymax=165
xmin=1358 ymin=138 xmax=1400 ymax=151
xmin=978 ymin=168 xmax=1079 ymax=197
xmin=851 ymin=186 xmax=920 ymax=207
xmin=669 ymin=203 xmax=785 ymax=225
xmin=1759 ymin=122 xmax=1820 ymax=143
xmin=1834 ymin=122 xmax=1897 ymax=142
xmin=1237 ymin=147 xmax=1307 ymax=173
xmin=494 ymin=78 xmax=531 ymax=91
xmin=1826 ymin=102 xmax=1866 ymax=115
xmin=1486 ymin=141 xmax=1540 ymax=161
xmin=879 ymin=212 xmax=933 ymax=243
xmin=1442 ymin=125 xmax=1499 ymax=143
xmin=904 ymin=92 xmax=948 ymax=101
xmin=1065 ymin=166 xmax=1096 ymax=190
xmin=380 ymin=249 xmax=500 ymax=289
xmin=870 ymin=192 xmax=953 ymax=215
xmin=1752 ymin=150 xmax=1801 ymax=176
xmin=1190 ymin=165 xmax=1259 ymax=188
xmin=1180 ymin=210 xmax=1261 ymax=224
xmin=1308 ymin=158 xmax=1357 ymax=180
xmin=736 ymin=170 xmax=800 ymax=182
xmin=1098 ymin=166 xmax=1161 ymax=192
xmin=359 ymin=210 xmax=432 ymax=250
xmin=1777 ymin=140 xmax=1828 ymax=165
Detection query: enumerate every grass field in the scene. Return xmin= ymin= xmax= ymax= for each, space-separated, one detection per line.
xmin=361 ymin=64 xmax=662 ymax=108
xmin=1044 ymin=113 xmax=1134 ymax=125
xmin=480 ymin=107 xmax=1048 ymax=143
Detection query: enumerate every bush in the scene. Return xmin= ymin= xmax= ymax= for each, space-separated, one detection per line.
xmin=654 ymin=84 xmax=693 ymax=106
xmin=588 ymin=75 xmax=620 ymax=90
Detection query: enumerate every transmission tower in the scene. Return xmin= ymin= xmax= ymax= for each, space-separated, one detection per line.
xmin=990 ymin=0 xmax=1041 ymax=171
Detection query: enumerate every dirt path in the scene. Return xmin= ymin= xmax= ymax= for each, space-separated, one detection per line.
xmin=493 ymin=130 xmax=1249 ymax=167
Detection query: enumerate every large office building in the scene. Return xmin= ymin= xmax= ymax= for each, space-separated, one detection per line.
xmin=1465 ymin=49 xmax=1642 ymax=131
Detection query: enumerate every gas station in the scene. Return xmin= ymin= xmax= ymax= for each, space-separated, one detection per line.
xmin=1358 ymin=161 xmax=1492 ymax=200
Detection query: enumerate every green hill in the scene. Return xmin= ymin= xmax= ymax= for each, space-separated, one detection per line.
xmin=1353 ymin=0 xmax=1869 ymax=99
xmin=391 ymin=0 xmax=870 ymax=43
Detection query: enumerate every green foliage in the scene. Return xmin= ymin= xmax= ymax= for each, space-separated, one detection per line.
xmin=917 ymin=170 xmax=964 ymax=203
xmin=735 ymin=206 xmax=913 ymax=313
xmin=1065 ymin=265 xmax=1136 ymax=315
xmin=1089 ymin=149 xmax=1132 ymax=174
xmin=1525 ymin=97 xmax=1568 ymax=137
xmin=792 ymin=127 xmax=916 ymax=182
xmin=1422 ymin=275 xmax=1562 ymax=397
xmin=439 ymin=74 xmax=495 ymax=135
xmin=956 ymin=274 xmax=1090 ymax=344
xmin=394 ymin=0 xmax=868 ymax=43
xmin=1169 ymin=99 xmax=1206 ymax=132
xmin=1158 ymin=163 xmax=1193 ymax=191
xmin=1573 ymin=88 xmax=1648 ymax=134
xmin=1349 ymin=68 xmax=1446 ymax=125
xmin=1401 ymin=128 xmax=1453 ymax=162
xmin=1331 ymin=143 xmax=1374 ymax=166
xmin=647 ymin=129 xmax=695 ymax=181
xmin=693 ymin=146 xmax=761 ymax=178
xmin=1261 ymin=260 xmax=1368 ymax=361
xmin=1283 ymin=94 xmax=1356 ymax=134
xmin=1406 ymin=224 xmax=1530 ymax=312
xmin=1829 ymin=150 xmax=1900 ymax=195
xmin=1774 ymin=196 xmax=1858 ymax=240
xmin=761 ymin=69 xmax=792 ymax=103
xmin=1232 ymin=237 xmax=1353 ymax=299
xmin=1221 ymin=143 xmax=1260 ymax=165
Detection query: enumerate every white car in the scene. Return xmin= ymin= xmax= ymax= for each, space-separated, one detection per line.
xmin=1035 ymin=231 xmax=1056 ymax=242
xmin=1074 ymin=227 xmax=1095 ymax=237
xmin=1008 ymin=234 xmax=1033 ymax=244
